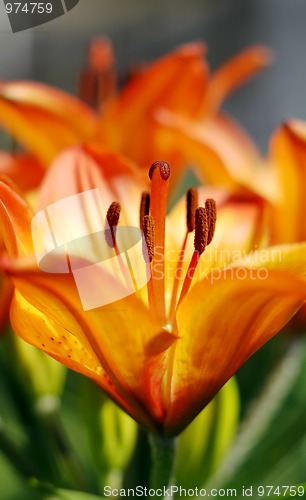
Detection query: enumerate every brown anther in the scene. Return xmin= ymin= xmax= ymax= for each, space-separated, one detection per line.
xmin=105 ymin=202 xmax=121 ymax=247
xmin=194 ymin=207 xmax=208 ymax=255
xmin=186 ymin=188 xmax=198 ymax=233
xmin=107 ymin=201 xmax=121 ymax=227
xmin=205 ymin=198 xmax=217 ymax=245
xmin=149 ymin=161 xmax=170 ymax=181
xmin=140 ymin=192 xmax=150 ymax=230
xmin=143 ymin=215 xmax=155 ymax=263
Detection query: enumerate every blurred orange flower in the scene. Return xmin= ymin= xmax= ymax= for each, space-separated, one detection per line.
xmin=162 ymin=115 xmax=306 ymax=246
xmin=0 ymin=39 xmax=271 ymax=191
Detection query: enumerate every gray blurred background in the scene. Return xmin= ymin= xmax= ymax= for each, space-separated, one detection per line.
xmin=1 ymin=0 xmax=306 ymax=151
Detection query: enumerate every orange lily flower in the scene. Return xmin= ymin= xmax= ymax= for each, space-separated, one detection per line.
xmin=1 ymin=149 xmax=306 ymax=436
xmin=0 ymin=40 xmax=271 ymax=190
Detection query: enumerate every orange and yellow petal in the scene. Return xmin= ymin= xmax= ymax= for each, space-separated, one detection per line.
xmin=155 ymin=109 xmax=273 ymax=199
xmin=101 ymin=42 xmax=207 ymax=162
xmin=269 ymin=120 xmax=306 ymax=244
xmin=0 ymin=151 xmax=44 ymax=191
xmin=0 ymin=82 xmax=98 ymax=165
xmin=200 ymin=46 xmax=272 ymax=118
xmin=0 ymin=176 xmax=34 ymax=256
xmin=0 ymin=81 xmax=97 ymax=138
xmin=9 ymin=269 xmax=174 ymax=429
xmin=165 ymin=267 xmax=306 ymax=435
xmin=36 ymin=146 xmax=147 ymax=228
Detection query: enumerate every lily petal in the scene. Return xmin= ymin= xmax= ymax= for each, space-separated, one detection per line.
xmin=36 ymin=146 xmax=148 ymax=230
xmin=10 ymin=282 xmax=152 ymax=428
xmin=165 ymin=268 xmax=306 ymax=435
xmin=0 ymin=82 xmax=98 ymax=165
xmin=9 ymin=270 xmax=174 ymax=428
xmin=269 ymin=120 xmax=306 ymax=243
xmin=229 ymin=241 xmax=306 ymax=279
xmin=0 ymin=151 xmax=44 ymax=191
xmin=0 ymin=176 xmax=34 ymax=256
xmin=101 ymin=42 xmax=206 ymax=163
xmin=0 ymin=81 xmax=97 ymax=138
xmin=155 ymin=109 xmax=276 ymax=201
xmin=200 ymin=46 xmax=272 ymax=118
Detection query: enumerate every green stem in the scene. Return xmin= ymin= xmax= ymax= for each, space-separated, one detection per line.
xmin=149 ymin=434 xmax=176 ymax=492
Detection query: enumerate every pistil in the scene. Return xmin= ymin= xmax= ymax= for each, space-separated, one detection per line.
xmin=148 ymin=161 xmax=170 ymax=324
xmin=142 ymin=164 xmax=216 ymax=327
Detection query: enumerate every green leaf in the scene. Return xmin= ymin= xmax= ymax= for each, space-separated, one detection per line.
xmin=208 ymin=338 xmax=306 ymax=491
xmin=81 ymin=379 xmax=137 ymax=488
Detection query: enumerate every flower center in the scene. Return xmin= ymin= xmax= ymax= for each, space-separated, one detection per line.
xmin=105 ymin=162 xmax=216 ymax=327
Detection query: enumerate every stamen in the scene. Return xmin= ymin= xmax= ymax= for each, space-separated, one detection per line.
xmin=143 ymin=215 xmax=155 ymax=263
xmin=186 ymin=188 xmax=198 ymax=233
xmin=107 ymin=201 xmax=121 ymax=227
xmin=205 ymin=198 xmax=217 ymax=245
xmin=105 ymin=201 xmax=121 ymax=248
xmin=177 ymin=201 xmax=217 ymax=308
xmin=194 ymin=207 xmax=208 ymax=255
xmin=140 ymin=192 xmax=151 ymax=230
xmin=78 ymin=37 xmax=116 ymax=111
xmin=105 ymin=201 xmax=137 ymax=293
